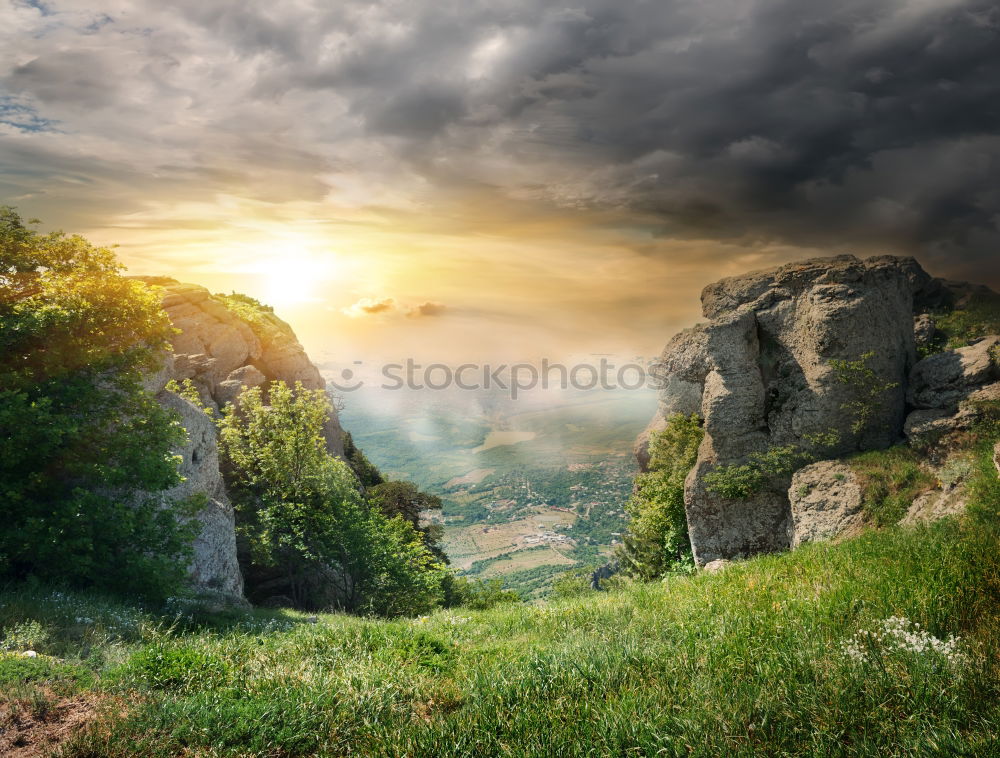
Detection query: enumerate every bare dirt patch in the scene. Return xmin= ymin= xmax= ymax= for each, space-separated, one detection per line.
xmin=0 ymin=693 xmax=101 ymax=757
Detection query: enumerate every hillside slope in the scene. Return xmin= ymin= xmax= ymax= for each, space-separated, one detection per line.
xmin=1 ymin=424 xmax=997 ymax=756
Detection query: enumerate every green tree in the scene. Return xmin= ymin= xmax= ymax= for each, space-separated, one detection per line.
xmin=368 ymin=480 xmax=447 ymax=562
xmin=617 ymin=414 xmax=704 ymax=580
xmin=342 ymin=431 xmax=384 ymax=488
xmin=218 ymin=381 xmax=444 ymax=615
xmin=830 ymin=351 xmax=900 ymax=435
xmin=0 ymin=208 xmax=195 ymax=599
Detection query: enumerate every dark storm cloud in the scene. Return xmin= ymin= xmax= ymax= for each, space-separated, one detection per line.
xmin=246 ymin=0 xmax=1000 ymax=273
xmin=2 ymin=0 xmax=999 ymax=280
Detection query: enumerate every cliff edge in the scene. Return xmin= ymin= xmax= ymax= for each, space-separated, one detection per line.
xmin=136 ymin=278 xmax=346 ymax=600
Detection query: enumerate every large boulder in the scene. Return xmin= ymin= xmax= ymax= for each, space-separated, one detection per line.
xmin=900 ymin=483 xmax=967 ymax=526
xmin=904 ymin=381 xmax=1000 ymax=449
xmin=787 ymin=461 xmax=864 ymax=547
xmin=636 ymin=327 xmax=710 ymax=471
xmin=643 ymin=255 xmax=932 ymax=565
xmin=133 ymin=279 xmax=354 ymax=602
xmin=217 ymin=365 xmax=267 ymax=407
xmin=153 ymin=390 xmax=244 ymax=600
xmin=908 ymin=336 xmax=1000 ymax=411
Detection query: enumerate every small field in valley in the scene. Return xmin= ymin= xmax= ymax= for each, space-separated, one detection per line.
xmin=443 ymin=507 xmax=577 ymax=570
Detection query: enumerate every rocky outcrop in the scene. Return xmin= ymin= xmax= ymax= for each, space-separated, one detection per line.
xmin=143 ymin=362 xmax=244 ymax=600
xmin=788 ymin=461 xmax=864 ymax=547
xmin=902 ymin=335 xmax=1000 ymax=453
xmin=908 ymin=337 xmax=1000 ymax=411
xmin=904 ymin=381 xmax=1000 ymax=449
xmin=135 ymin=277 xmax=344 ymax=457
xmin=639 ymin=254 xmax=1000 ymax=567
xmin=900 ymin=482 xmax=968 ymax=526
xmin=644 ymin=255 xmax=938 ymax=565
xmin=133 ymin=278 xmax=352 ymax=601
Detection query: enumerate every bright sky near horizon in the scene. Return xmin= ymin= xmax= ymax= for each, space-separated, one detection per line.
xmin=3 ymin=0 xmax=999 ymax=364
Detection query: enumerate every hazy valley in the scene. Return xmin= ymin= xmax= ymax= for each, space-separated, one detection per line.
xmin=338 ymin=385 xmax=655 ymax=597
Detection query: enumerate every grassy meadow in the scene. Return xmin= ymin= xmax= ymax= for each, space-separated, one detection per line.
xmin=3 ymin=431 xmax=1000 ymax=757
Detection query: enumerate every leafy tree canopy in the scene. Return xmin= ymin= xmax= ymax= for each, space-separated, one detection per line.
xmin=617 ymin=413 xmax=703 ymax=581
xmin=219 ymin=381 xmax=445 ymax=615
xmin=0 ymin=208 xmax=195 ymax=599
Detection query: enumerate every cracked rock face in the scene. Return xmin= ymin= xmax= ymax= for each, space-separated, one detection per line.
xmin=138 ymin=277 xmax=344 ymax=457
xmin=155 ymin=389 xmax=245 ymax=600
xmin=644 ymin=255 xmax=931 ymax=565
xmin=788 ymin=461 xmax=864 ymax=548
xmin=135 ymin=278 xmax=350 ymax=600
xmin=907 ymin=337 xmax=1000 ymax=411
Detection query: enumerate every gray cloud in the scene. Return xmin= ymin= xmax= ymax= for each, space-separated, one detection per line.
xmin=1 ymin=0 xmax=999 ymax=281
xmin=407 ymin=302 xmax=447 ymax=318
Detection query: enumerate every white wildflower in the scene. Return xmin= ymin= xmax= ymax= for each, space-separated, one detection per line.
xmin=840 ymin=616 xmax=967 ymax=669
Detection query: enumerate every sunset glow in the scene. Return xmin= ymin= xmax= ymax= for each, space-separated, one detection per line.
xmin=2 ymin=0 xmax=998 ymax=364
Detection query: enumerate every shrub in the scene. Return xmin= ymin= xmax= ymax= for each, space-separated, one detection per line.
xmin=830 ymin=351 xmax=900 ymax=435
xmin=0 ymin=208 xmax=195 ymax=600
xmin=934 ymin=289 xmax=1000 ymax=350
xmin=618 ymin=414 xmax=703 ymax=580
xmin=219 ymin=381 xmax=445 ymax=616
xmin=0 ymin=653 xmax=92 ymax=690
xmin=441 ymin=576 xmax=520 ymax=610
xmin=703 ymin=443 xmax=811 ymax=500
xmin=368 ymin=480 xmax=447 ymax=561
xmin=342 ymin=431 xmax=384 ymax=488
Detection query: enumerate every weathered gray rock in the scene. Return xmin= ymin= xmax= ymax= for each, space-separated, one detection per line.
xmin=141 ymin=350 xmax=174 ymax=395
xmin=903 ymin=408 xmax=966 ymax=447
xmin=908 ymin=336 xmax=1000 ymax=410
xmin=702 ymin=559 xmax=731 ymax=574
xmin=904 ymin=381 xmax=1000 ymax=448
xmin=216 ymin=365 xmax=267 ymax=407
xmin=788 ymin=461 xmax=864 ymax=547
xmin=135 ymin=278 xmax=344 ymax=457
xmin=913 ymin=314 xmax=938 ymax=352
xmin=634 ymin=414 xmax=667 ymax=472
xmin=644 ymin=255 xmax=932 ymax=565
xmin=637 ymin=328 xmax=709 ymax=471
xmin=900 ymin=484 xmax=967 ymax=526
xmin=154 ymin=390 xmax=244 ymax=600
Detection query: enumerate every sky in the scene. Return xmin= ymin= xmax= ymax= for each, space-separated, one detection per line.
xmin=2 ymin=0 xmax=999 ymax=366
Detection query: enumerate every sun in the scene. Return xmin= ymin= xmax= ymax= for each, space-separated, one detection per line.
xmin=250 ymin=242 xmax=340 ymax=310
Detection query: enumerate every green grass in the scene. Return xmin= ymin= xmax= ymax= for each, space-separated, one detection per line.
xmin=932 ymin=289 xmax=1000 ymax=351
xmin=848 ymin=445 xmax=937 ymax=527
xmin=3 ymin=433 xmax=999 ymax=757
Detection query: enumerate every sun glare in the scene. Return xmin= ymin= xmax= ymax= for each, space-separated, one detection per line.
xmin=244 ymin=239 xmax=340 ymax=310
